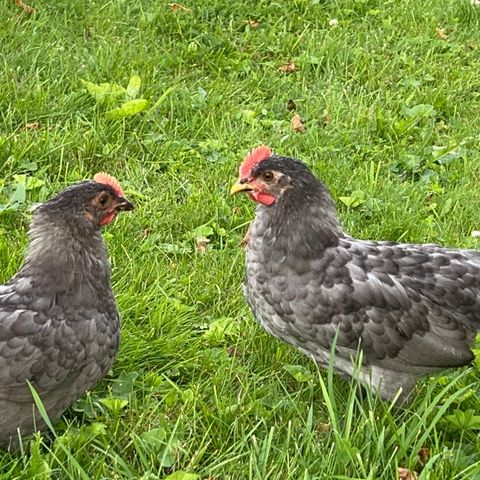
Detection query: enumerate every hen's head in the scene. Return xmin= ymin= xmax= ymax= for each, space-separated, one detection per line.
xmin=37 ymin=173 xmax=134 ymax=229
xmin=230 ymin=146 xmax=320 ymax=206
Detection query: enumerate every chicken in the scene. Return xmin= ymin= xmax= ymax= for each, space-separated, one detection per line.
xmin=231 ymin=146 xmax=480 ymax=402
xmin=0 ymin=173 xmax=133 ymax=449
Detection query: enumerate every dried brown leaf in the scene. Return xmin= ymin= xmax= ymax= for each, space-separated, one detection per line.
xmin=24 ymin=122 xmax=40 ymax=130
xmin=418 ymin=447 xmax=431 ymax=466
xmin=168 ymin=3 xmax=192 ymax=13
xmin=398 ymin=467 xmax=418 ymax=480
xmin=15 ymin=0 xmax=37 ymax=13
xmin=196 ymin=235 xmax=209 ymax=254
xmin=227 ymin=346 xmax=240 ymax=357
xmin=292 ymin=113 xmax=305 ymax=133
xmin=317 ymin=422 xmax=330 ymax=433
xmin=436 ymin=27 xmax=448 ymax=40
xmin=322 ymin=109 xmax=331 ymax=126
xmin=246 ymin=19 xmax=260 ymax=28
xmin=279 ymin=61 xmax=296 ymax=73
xmin=286 ymin=99 xmax=297 ymax=111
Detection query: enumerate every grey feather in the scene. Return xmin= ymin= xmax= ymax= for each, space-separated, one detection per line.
xmin=0 ymin=180 xmax=131 ymax=449
xmin=239 ymin=155 xmax=480 ymax=402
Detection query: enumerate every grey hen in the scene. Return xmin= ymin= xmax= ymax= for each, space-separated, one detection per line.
xmin=0 ymin=172 xmax=133 ymax=449
xmin=231 ymin=146 xmax=480 ymax=402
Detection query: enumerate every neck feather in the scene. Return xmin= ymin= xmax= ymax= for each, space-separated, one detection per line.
xmin=253 ymin=187 xmax=343 ymax=256
xmin=18 ymin=210 xmax=111 ymax=302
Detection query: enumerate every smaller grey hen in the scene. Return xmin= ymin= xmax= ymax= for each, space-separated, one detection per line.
xmin=231 ymin=146 xmax=480 ymax=402
xmin=0 ymin=173 xmax=133 ymax=449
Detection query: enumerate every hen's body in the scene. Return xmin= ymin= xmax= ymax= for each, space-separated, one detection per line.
xmin=233 ymin=149 xmax=480 ymax=401
xmin=0 ymin=178 xmax=131 ymax=448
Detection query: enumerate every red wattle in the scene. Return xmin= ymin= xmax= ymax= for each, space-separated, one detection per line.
xmin=99 ymin=212 xmax=116 ymax=226
xmin=250 ymin=191 xmax=275 ymax=206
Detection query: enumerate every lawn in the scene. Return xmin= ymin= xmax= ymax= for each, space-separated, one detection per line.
xmin=1 ymin=0 xmax=480 ymax=478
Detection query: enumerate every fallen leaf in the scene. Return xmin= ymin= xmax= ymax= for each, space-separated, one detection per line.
xmin=317 ymin=422 xmax=330 ymax=433
xmin=196 ymin=236 xmax=210 ymax=254
xmin=279 ymin=61 xmax=296 ymax=73
xmin=398 ymin=467 xmax=418 ymax=480
xmin=418 ymin=447 xmax=431 ymax=466
xmin=168 ymin=3 xmax=192 ymax=12
xmin=292 ymin=113 xmax=305 ymax=133
xmin=15 ymin=0 xmax=37 ymax=13
xmin=286 ymin=99 xmax=297 ymax=111
xmin=246 ymin=19 xmax=260 ymax=28
xmin=329 ymin=18 xmax=339 ymax=27
xmin=227 ymin=346 xmax=240 ymax=357
xmin=142 ymin=228 xmax=152 ymax=238
xmin=436 ymin=27 xmax=448 ymax=40
xmin=24 ymin=122 xmax=40 ymax=130
xmin=321 ymin=109 xmax=331 ymax=126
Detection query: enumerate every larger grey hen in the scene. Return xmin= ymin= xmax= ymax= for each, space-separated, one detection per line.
xmin=231 ymin=146 xmax=480 ymax=402
xmin=0 ymin=172 xmax=133 ymax=449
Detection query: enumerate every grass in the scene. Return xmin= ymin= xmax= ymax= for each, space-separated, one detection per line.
xmin=1 ymin=0 xmax=480 ymax=477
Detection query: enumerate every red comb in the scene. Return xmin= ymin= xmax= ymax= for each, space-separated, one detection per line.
xmin=93 ymin=172 xmax=124 ymax=197
xmin=239 ymin=145 xmax=272 ymax=178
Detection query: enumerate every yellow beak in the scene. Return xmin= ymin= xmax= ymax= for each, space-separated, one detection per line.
xmin=230 ymin=181 xmax=253 ymax=195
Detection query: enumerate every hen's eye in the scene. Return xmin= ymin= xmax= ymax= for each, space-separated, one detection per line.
xmin=98 ymin=194 xmax=111 ymax=207
xmin=262 ymin=171 xmax=274 ymax=182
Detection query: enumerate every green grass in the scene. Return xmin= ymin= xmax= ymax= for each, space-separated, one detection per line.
xmin=2 ymin=0 xmax=480 ymax=477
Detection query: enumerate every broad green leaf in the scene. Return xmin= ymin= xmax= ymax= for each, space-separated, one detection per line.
xmin=156 ymin=242 xmax=192 ymax=254
xmin=440 ymin=197 xmax=453 ymax=217
xmin=13 ymin=174 xmax=44 ymax=190
xmin=27 ymin=435 xmax=51 ymax=480
xmin=339 ymin=190 xmax=366 ymax=209
xmin=187 ymin=225 xmax=214 ymax=239
xmin=81 ymin=79 xmax=126 ymax=103
xmin=106 ymin=98 xmax=149 ymax=119
xmin=126 ymin=75 xmax=142 ymax=99
xmin=203 ymin=317 xmax=239 ymax=343
xmin=9 ymin=183 xmax=26 ymax=205
xmin=163 ymin=472 xmax=200 ymax=480
xmin=446 ymin=409 xmax=480 ymax=431
xmin=432 ymin=145 xmax=464 ymax=165
xmin=140 ymin=427 xmax=167 ymax=446
xmin=240 ymin=109 xmax=258 ymax=120
xmin=404 ymin=103 xmax=435 ymax=119
xmin=283 ymin=364 xmax=314 ymax=383
xmin=111 ymin=371 xmax=139 ymax=399
xmin=99 ymin=397 xmax=129 ymax=414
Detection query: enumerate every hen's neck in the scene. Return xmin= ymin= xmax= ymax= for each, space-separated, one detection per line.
xmin=252 ymin=196 xmax=343 ymax=257
xmin=18 ymin=211 xmax=111 ymax=297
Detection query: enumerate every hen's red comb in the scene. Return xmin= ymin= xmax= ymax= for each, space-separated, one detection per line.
xmin=93 ymin=172 xmax=124 ymax=197
xmin=239 ymin=145 xmax=272 ymax=178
